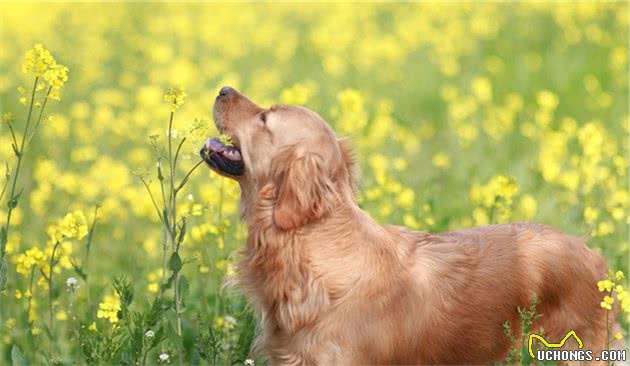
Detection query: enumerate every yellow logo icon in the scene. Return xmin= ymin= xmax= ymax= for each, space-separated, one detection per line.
xmin=528 ymin=330 xmax=584 ymax=359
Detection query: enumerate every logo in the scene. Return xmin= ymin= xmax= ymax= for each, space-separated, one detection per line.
xmin=528 ymin=330 xmax=583 ymax=359
xmin=528 ymin=330 xmax=626 ymax=362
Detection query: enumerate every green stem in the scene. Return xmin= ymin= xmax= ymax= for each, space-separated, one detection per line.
xmin=25 ymin=268 xmax=35 ymax=326
xmin=48 ymin=240 xmax=61 ymax=362
xmin=83 ymin=205 xmax=100 ymax=308
xmin=2 ymin=77 xmax=38 ymax=258
xmin=166 ymin=110 xmax=183 ymax=366
xmin=214 ymin=178 xmax=225 ymax=317
xmin=26 ymin=85 xmax=53 ymax=146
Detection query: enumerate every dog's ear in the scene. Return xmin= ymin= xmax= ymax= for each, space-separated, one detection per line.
xmin=272 ymin=147 xmax=337 ymax=230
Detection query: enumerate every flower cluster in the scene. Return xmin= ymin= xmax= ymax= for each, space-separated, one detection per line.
xmin=15 ymin=247 xmax=46 ymax=275
xmin=96 ymin=294 xmax=121 ymax=324
xmin=163 ymin=87 xmax=186 ymax=111
xmin=55 ymin=210 xmax=89 ymax=241
xmin=598 ymin=270 xmax=629 ymax=313
xmin=470 ymin=175 xmax=520 ymax=224
xmin=21 ymin=44 xmax=69 ymax=100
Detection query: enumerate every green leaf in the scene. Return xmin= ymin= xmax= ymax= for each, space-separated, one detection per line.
xmin=8 ymin=189 xmax=23 ymax=209
xmin=169 ymin=252 xmax=182 ymax=273
xmin=70 ymin=258 xmax=88 ymax=280
xmin=176 ymin=220 xmax=187 ymax=247
xmin=161 ymin=273 xmax=175 ymax=291
xmin=11 ymin=345 xmax=27 ymax=366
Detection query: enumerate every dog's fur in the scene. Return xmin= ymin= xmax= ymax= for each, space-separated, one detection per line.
xmin=208 ymin=88 xmax=614 ymax=365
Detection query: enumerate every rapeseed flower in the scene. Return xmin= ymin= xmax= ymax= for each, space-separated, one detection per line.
xmin=601 ymin=295 xmax=614 ymax=310
xmin=163 ymin=87 xmax=186 ymax=111
xmin=21 ymin=44 xmax=55 ymax=77
xmin=15 ymin=247 xmax=46 ymax=275
xmin=97 ymin=294 xmax=121 ymax=323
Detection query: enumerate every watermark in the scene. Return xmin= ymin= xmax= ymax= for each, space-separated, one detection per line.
xmin=528 ymin=330 xmax=626 ymax=362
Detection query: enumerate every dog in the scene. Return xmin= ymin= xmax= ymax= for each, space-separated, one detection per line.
xmin=200 ymin=86 xmax=614 ymax=365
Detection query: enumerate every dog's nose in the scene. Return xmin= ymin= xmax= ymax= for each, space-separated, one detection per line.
xmin=218 ymin=86 xmax=233 ymax=97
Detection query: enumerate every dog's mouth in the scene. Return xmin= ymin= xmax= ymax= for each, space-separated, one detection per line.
xmin=200 ymin=137 xmax=245 ymax=176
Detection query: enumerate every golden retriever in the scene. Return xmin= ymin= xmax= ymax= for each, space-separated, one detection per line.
xmin=200 ymin=86 xmax=615 ymax=365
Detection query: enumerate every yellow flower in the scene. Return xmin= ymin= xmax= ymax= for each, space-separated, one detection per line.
xmin=51 ymin=210 xmax=89 ymax=242
xmin=280 ymin=81 xmax=317 ymax=105
xmin=163 ymin=87 xmax=186 ymax=111
xmin=44 ymin=63 xmax=69 ymax=90
xmin=583 ymin=206 xmax=599 ymax=225
xmin=97 ymin=294 xmax=121 ymax=323
xmin=214 ymin=315 xmax=236 ymax=331
xmin=536 ymin=90 xmax=559 ymax=110
xmin=147 ymin=283 xmax=159 ymax=293
xmin=218 ymin=133 xmax=234 ymax=146
xmin=614 ymin=332 xmax=623 ymax=341
xmin=471 ymin=77 xmax=492 ymax=104
xmin=600 ymin=295 xmax=614 ymax=310
xmin=1 ymin=112 xmax=13 ymax=124
xmin=598 ymin=279 xmax=613 ymax=292
xmin=615 ymin=271 xmax=625 ymax=281
xmin=432 ymin=153 xmax=451 ymax=169
xmin=88 ymin=322 xmax=97 ymax=332
xmin=21 ymin=44 xmax=56 ymax=77
xmin=517 ymin=194 xmax=537 ymax=220
xmin=15 ymin=246 xmax=46 ymax=275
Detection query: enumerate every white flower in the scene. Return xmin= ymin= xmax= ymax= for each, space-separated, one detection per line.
xmin=66 ymin=277 xmax=79 ymax=291
xmin=224 ymin=315 xmax=237 ymax=326
xmin=158 ymin=353 xmax=169 ymax=362
xmin=145 ymin=330 xmax=155 ymax=338
xmin=245 ymin=359 xmax=255 ymax=366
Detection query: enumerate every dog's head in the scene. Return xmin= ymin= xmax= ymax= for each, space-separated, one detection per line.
xmin=201 ymin=87 xmax=354 ymax=230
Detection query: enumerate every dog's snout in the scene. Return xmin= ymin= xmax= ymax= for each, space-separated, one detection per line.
xmin=218 ymin=86 xmax=234 ymax=98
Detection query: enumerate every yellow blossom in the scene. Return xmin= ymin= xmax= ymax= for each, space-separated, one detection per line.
xmin=97 ymin=294 xmax=121 ymax=323
xmin=432 ymin=153 xmax=451 ymax=169
xmin=601 ymin=295 xmax=614 ymax=310
xmin=15 ymin=247 xmax=46 ymax=275
xmin=598 ymin=279 xmax=613 ymax=292
xmin=21 ymin=44 xmax=55 ymax=77
xmin=163 ymin=87 xmax=186 ymax=111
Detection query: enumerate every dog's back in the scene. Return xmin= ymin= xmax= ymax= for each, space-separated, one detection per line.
xmin=380 ymin=222 xmax=610 ymax=364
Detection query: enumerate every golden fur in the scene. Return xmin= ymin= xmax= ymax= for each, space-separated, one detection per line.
xmin=208 ymin=88 xmax=615 ymax=365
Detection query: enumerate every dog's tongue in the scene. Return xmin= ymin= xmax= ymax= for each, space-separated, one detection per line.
xmin=207 ymin=138 xmax=227 ymax=152
xmin=204 ymin=138 xmax=242 ymax=161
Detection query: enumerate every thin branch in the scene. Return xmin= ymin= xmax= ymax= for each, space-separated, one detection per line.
xmin=173 ymin=137 xmax=187 ymax=168
xmin=26 ymin=85 xmax=53 ymax=147
xmin=139 ymin=176 xmax=165 ymax=224
xmin=175 ymin=159 xmax=204 ymax=193
xmin=0 ymin=162 xmax=9 ymax=203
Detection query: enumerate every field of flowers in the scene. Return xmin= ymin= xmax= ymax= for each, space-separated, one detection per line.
xmin=0 ymin=2 xmax=628 ymax=365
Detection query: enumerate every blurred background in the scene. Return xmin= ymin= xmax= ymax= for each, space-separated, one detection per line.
xmin=0 ymin=2 xmax=628 ymax=364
